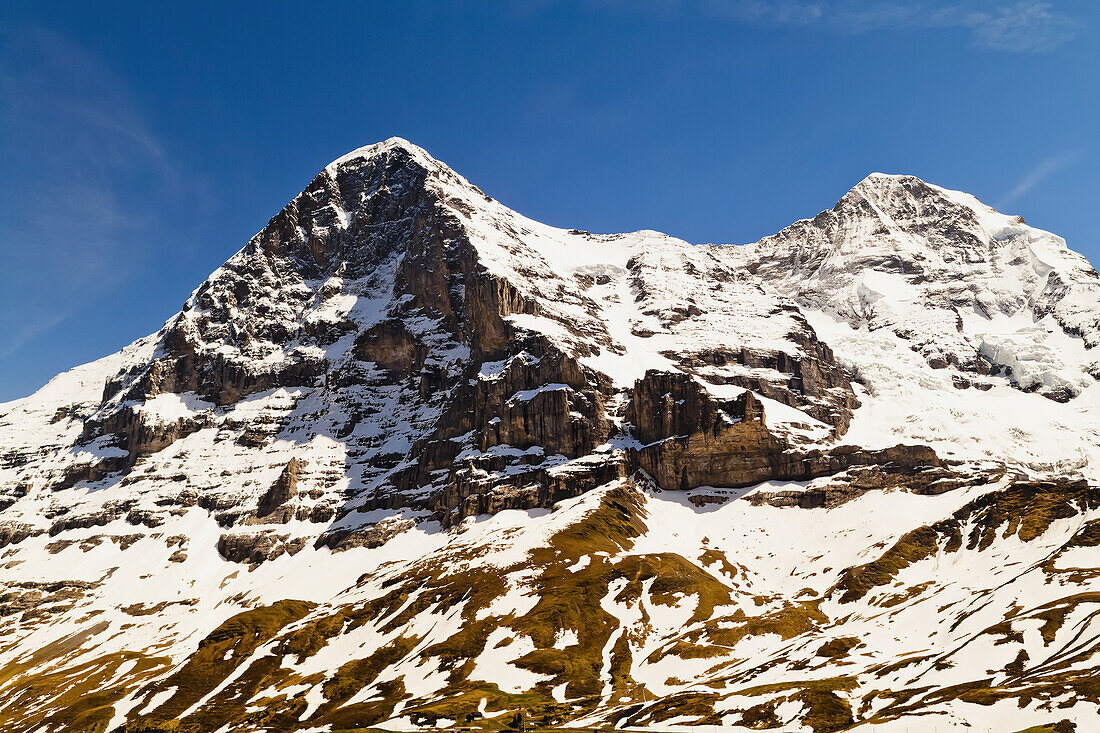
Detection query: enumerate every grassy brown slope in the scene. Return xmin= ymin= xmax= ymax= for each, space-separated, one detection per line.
xmin=833 ymin=480 xmax=1099 ymax=604
xmin=120 ymin=599 xmax=315 ymax=732
xmin=9 ymin=479 xmax=1100 ymax=732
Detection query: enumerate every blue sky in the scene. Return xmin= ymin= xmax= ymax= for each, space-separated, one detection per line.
xmin=1 ymin=1 xmax=1097 ymax=402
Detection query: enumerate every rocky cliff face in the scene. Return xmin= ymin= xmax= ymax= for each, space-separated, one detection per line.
xmin=1 ymin=139 xmax=1100 ymax=733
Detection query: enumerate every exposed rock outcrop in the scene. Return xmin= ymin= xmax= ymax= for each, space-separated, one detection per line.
xmin=217 ymin=532 xmax=309 ymax=564
xmin=257 ymin=458 xmax=305 ymax=519
xmin=0 ymin=522 xmax=43 ymax=549
xmin=628 ymin=370 xmax=946 ymax=492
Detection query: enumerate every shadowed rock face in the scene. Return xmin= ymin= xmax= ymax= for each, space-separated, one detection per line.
xmin=56 ymin=148 xmax=821 ymax=539
xmin=118 ymin=144 xmax=460 ymax=407
xmin=256 ymin=457 xmax=304 ymax=519
xmin=629 ymin=370 xmax=785 ymax=490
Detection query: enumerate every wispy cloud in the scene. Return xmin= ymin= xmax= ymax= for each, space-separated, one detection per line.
xmin=0 ymin=28 xmax=187 ymax=359
xmin=964 ymin=2 xmax=1076 ymax=52
xmin=809 ymin=1 xmax=1077 ymax=52
xmin=580 ymin=1 xmax=1078 ymax=52
xmin=997 ymin=150 xmax=1086 ymax=209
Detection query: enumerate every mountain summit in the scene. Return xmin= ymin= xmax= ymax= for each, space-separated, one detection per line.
xmin=2 ymin=142 xmax=1100 ymax=733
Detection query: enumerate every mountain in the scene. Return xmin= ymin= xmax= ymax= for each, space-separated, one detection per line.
xmin=1 ymin=138 xmax=1099 ymax=733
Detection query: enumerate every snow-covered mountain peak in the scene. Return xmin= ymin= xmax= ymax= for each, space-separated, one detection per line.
xmin=839 ymin=170 xmax=998 ymax=242
xmin=834 ymin=171 xmax=1066 ymax=258
xmin=834 ymin=172 xmax=1088 ymax=274
xmin=848 ymin=169 xmax=928 ymax=191
xmin=737 ymin=169 xmax=1100 ymax=398
xmin=322 ymin=136 xmax=492 ymax=210
xmin=325 ymin=135 xmax=433 ymax=170
xmin=3 ymin=142 xmax=1100 ymax=733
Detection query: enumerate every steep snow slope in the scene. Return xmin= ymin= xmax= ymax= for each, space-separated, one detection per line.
xmin=0 ymin=140 xmax=1099 ymax=733
xmin=737 ymin=173 xmax=1100 ymax=398
xmin=729 ymin=173 xmax=1100 ymax=479
xmin=807 ymin=308 xmax=1100 ymax=478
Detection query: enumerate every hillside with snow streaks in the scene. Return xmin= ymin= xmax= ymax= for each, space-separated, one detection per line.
xmin=1 ymin=138 xmax=1099 ymax=733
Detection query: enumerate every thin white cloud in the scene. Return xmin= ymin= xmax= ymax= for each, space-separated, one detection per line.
xmin=577 ymin=0 xmax=1078 ymax=51
xmin=997 ymin=150 xmax=1086 ymax=210
xmin=817 ymin=1 xmax=1076 ymax=52
xmin=965 ymin=1 xmax=1076 ymax=52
